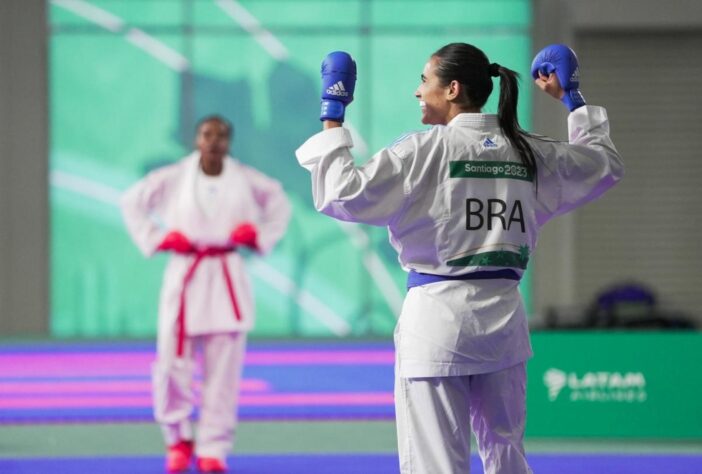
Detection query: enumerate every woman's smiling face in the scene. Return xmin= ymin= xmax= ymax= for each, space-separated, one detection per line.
xmin=415 ymin=56 xmax=452 ymax=125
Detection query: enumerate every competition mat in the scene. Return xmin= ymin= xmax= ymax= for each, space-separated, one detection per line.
xmin=1 ymin=453 xmax=701 ymax=474
xmin=1 ymin=341 xmax=701 ymax=474
xmin=0 ymin=341 xmax=395 ymax=423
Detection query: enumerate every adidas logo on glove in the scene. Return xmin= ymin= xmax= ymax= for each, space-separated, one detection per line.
xmin=326 ymin=81 xmax=349 ymax=97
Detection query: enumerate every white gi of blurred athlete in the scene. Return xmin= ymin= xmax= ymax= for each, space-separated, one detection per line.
xmin=122 ymin=115 xmax=291 ymax=473
xmin=295 ymin=44 xmax=623 ymax=473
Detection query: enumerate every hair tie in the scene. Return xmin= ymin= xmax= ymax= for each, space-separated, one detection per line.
xmin=488 ymin=63 xmax=500 ymax=77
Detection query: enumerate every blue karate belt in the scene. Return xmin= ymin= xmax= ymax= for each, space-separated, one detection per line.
xmin=407 ymin=269 xmax=521 ymax=291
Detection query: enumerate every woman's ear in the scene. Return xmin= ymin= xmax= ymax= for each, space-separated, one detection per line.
xmin=446 ymin=80 xmax=461 ymax=101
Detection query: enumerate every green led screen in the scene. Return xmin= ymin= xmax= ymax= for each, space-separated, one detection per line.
xmin=49 ymin=0 xmax=532 ymax=338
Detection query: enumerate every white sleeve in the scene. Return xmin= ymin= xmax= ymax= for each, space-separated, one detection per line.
xmin=242 ymin=166 xmax=292 ymax=254
xmin=120 ymin=168 xmax=173 ymax=257
xmin=295 ymin=127 xmax=408 ymax=226
xmin=534 ymin=105 xmax=624 ymax=225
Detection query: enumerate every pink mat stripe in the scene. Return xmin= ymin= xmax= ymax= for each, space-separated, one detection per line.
xmin=0 ymin=392 xmax=393 ymax=409
xmin=0 ymin=379 xmax=270 ymax=394
xmin=0 ymin=351 xmax=394 ymax=377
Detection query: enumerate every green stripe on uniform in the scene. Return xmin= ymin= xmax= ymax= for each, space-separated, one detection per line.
xmin=450 ymin=161 xmax=533 ymax=182
xmin=447 ymin=250 xmax=529 ymax=269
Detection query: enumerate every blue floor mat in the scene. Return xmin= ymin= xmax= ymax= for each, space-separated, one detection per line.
xmin=2 ymin=454 xmax=701 ymax=474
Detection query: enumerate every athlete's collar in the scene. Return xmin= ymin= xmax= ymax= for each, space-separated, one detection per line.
xmin=448 ymin=113 xmax=498 ymax=128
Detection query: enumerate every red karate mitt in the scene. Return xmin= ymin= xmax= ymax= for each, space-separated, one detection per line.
xmin=230 ymin=222 xmax=258 ymax=250
xmin=157 ymin=230 xmax=194 ymax=254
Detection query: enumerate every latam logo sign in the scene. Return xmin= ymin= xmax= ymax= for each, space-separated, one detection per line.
xmin=544 ymin=368 xmax=647 ymax=403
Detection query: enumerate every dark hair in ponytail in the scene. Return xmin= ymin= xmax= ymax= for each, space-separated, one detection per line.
xmin=432 ymin=43 xmax=537 ymax=184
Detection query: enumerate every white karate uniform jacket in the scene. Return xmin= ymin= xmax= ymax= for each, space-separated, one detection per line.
xmin=121 ymin=153 xmax=291 ymax=338
xmin=296 ymin=106 xmax=623 ymax=378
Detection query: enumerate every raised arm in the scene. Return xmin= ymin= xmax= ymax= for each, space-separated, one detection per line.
xmin=530 ymin=44 xmax=624 ymax=223
xmin=295 ymin=51 xmax=409 ymax=226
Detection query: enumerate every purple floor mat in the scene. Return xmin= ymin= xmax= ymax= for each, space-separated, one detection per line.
xmin=0 ymin=342 xmax=396 ymax=423
xmin=1 ymin=454 xmax=701 ymax=474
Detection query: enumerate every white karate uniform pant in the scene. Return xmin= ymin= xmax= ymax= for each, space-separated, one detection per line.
xmin=152 ymin=331 xmax=247 ymax=460
xmin=395 ymin=362 xmax=532 ymax=474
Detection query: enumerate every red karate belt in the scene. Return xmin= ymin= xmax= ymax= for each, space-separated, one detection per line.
xmin=173 ymin=246 xmax=242 ymax=357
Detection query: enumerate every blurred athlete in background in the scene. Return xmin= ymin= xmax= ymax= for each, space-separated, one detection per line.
xmin=296 ymin=44 xmax=622 ymax=473
xmin=122 ymin=115 xmax=290 ymax=473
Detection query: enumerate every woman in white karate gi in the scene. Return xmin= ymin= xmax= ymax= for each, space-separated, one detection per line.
xmin=296 ymin=44 xmax=623 ymax=473
xmin=122 ymin=115 xmax=291 ymax=473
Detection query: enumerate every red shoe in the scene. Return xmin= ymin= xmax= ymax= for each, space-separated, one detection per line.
xmin=166 ymin=440 xmax=194 ymax=472
xmin=196 ymin=457 xmax=227 ymax=472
